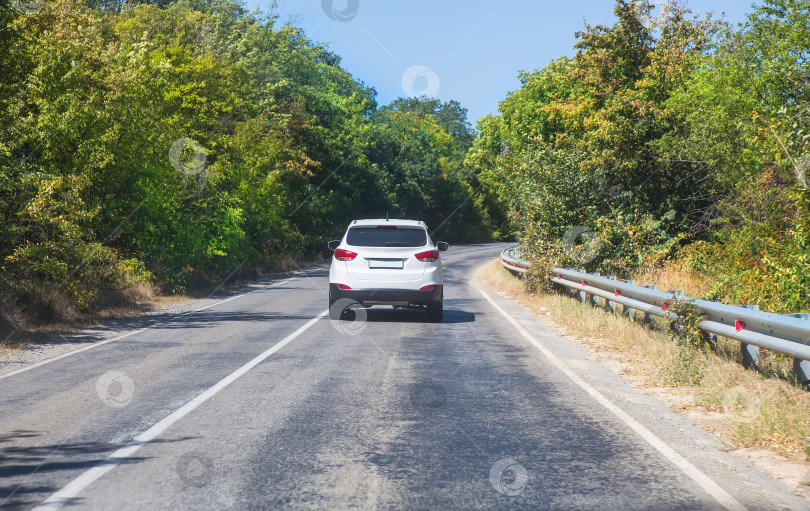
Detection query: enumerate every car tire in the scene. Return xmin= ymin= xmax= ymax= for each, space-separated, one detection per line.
xmin=427 ymin=298 xmax=443 ymax=323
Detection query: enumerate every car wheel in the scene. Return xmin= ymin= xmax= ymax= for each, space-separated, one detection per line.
xmin=427 ymin=298 xmax=443 ymax=323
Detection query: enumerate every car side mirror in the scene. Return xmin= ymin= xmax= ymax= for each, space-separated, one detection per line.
xmin=437 ymin=241 xmax=449 ymax=252
xmin=328 ymin=240 xmax=341 ymax=251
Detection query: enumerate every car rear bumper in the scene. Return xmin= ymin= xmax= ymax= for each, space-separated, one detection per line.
xmin=329 ymin=284 xmax=443 ymax=306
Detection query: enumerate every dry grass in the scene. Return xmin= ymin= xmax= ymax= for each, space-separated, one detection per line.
xmin=0 ymin=258 xmax=329 ymax=355
xmin=481 ymin=261 xmax=810 ymax=461
xmin=0 ymin=281 xmax=182 ymax=355
xmin=0 ymin=341 xmax=20 ymax=356
xmin=630 ymin=260 xmax=716 ymax=299
xmin=253 ymin=255 xmax=328 ymax=274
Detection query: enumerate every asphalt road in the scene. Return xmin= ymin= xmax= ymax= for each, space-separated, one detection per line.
xmin=0 ymin=244 xmax=806 ymax=510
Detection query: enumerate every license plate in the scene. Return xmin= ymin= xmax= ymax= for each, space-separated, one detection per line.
xmin=368 ymin=259 xmax=403 ymax=269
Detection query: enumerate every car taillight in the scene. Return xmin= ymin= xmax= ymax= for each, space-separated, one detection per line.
xmin=415 ymin=250 xmax=439 ymax=262
xmin=337 ymin=283 xmax=352 ymax=290
xmin=334 ymin=248 xmax=358 ymax=261
xmin=420 ymin=285 xmax=434 ymax=291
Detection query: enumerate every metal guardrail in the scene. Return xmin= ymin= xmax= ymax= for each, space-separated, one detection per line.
xmin=500 ymin=247 xmax=810 ymax=386
xmin=500 ymin=246 xmax=528 ymax=273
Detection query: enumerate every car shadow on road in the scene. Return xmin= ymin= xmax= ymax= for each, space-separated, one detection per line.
xmin=0 ymin=430 xmax=196 ymax=509
xmin=341 ymin=308 xmax=475 ymax=324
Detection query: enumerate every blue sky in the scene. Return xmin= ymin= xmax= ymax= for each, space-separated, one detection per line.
xmin=260 ymin=1 xmax=756 ymax=126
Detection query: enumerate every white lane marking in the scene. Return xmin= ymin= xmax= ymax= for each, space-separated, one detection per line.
xmin=0 ymin=329 xmax=147 ymax=381
xmin=35 ymin=310 xmax=328 ymax=510
xmin=478 ymin=289 xmax=747 ymax=511
xmin=0 ymin=277 xmax=297 ymax=381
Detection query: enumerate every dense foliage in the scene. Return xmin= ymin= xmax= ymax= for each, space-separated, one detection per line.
xmin=3 ymin=0 xmax=808 ymax=329
xmin=469 ymin=0 xmax=810 ymax=312
xmin=0 ymin=0 xmax=498 ymax=325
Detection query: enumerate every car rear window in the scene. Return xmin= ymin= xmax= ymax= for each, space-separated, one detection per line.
xmin=346 ymin=227 xmax=427 ymax=247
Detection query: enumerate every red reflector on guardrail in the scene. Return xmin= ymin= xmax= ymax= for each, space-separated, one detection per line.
xmin=735 ymin=320 xmax=745 ymax=331
xmin=614 ymin=290 xmax=621 ymax=296
xmin=662 ymin=303 xmax=668 ymax=311
xmin=581 ymin=280 xmax=587 ymax=286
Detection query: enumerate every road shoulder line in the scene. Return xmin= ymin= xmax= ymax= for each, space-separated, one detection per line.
xmin=477 ymin=288 xmax=747 ymax=511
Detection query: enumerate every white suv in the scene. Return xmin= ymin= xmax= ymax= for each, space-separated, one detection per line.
xmin=328 ymin=219 xmax=449 ymax=322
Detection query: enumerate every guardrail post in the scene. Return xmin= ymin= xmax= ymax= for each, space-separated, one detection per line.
xmin=694 ymin=297 xmax=718 ymax=347
xmin=588 ymin=272 xmax=601 ymax=306
xmin=734 ymin=305 xmax=761 ymax=370
xmin=588 ymin=271 xmax=602 ymax=307
xmin=640 ymin=285 xmax=658 ymax=325
xmin=604 ymin=276 xmax=617 ymax=313
xmin=794 ymin=359 xmax=810 ymax=388
xmin=742 ymin=343 xmax=760 ymax=370
xmin=784 ymin=314 xmax=810 ymax=388
xmin=574 ymin=269 xmax=587 ymax=302
xmin=621 ymin=280 xmax=635 ymax=319
xmin=665 ymin=291 xmax=685 ymax=332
